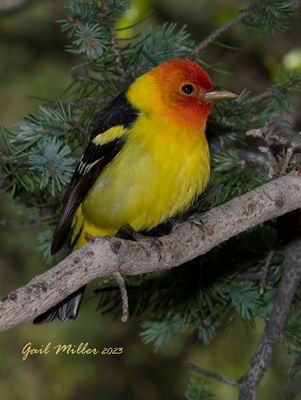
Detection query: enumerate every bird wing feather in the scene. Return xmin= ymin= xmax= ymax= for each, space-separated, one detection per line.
xmin=51 ymin=92 xmax=138 ymax=254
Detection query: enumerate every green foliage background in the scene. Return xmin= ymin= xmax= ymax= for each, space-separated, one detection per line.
xmin=0 ymin=0 xmax=301 ymax=399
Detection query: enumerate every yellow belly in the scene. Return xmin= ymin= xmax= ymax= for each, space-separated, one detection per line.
xmin=73 ymin=115 xmax=210 ymax=248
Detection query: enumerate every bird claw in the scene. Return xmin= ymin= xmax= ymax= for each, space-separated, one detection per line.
xmin=116 ymin=224 xmax=138 ymax=240
xmin=187 ymin=216 xmax=204 ymax=229
xmin=116 ymin=225 xmax=162 ymax=257
xmin=164 ymin=217 xmax=181 ymax=232
xmin=84 ymin=232 xmax=97 ymax=242
xmin=132 ymin=231 xmax=146 ymax=241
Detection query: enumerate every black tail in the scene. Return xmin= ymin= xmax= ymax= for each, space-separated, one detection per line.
xmin=33 ymin=286 xmax=85 ymax=325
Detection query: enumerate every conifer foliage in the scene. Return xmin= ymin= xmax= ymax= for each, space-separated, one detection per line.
xmin=1 ymin=1 xmax=301 ymax=398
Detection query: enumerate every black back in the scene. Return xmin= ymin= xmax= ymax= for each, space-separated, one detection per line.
xmin=51 ymin=92 xmax=138 ymax=254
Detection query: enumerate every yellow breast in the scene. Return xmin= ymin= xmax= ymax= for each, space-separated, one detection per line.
xmin=78 ymin=113 xmax=210 ymax=240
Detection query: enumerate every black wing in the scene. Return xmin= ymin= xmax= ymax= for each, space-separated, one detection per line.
xmin=89 ymin=91 xmax=139 ymax=139
xmin=51 ymin=92 xmax=138 ymax=254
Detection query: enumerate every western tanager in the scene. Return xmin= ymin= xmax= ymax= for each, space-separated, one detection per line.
xmin=34 ymin=58 xmax=237 ymax=324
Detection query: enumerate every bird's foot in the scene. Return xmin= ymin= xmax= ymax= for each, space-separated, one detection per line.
xmin=116 ymin=225 xmax=163 ymax=253
xmin=171 ymin=215 xmax=204 ymax=232
xmin=116 ymin=224 xmax=157 ymax=241
xmin=188 ymin=217 xmax=204 ymax=229
xmin=169 ymin=213 xmax=207 ymax=232
xmin=84 ymin=232 xmax=97 ymax=242
xmin=169 ymin=217 xmax=186 ymax=232
xmin=116 ymin=224 xmax=140 ymax=241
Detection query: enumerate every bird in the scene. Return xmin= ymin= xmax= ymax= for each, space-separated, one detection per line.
xmin=34 ymin=58 xmax=237 ymax=324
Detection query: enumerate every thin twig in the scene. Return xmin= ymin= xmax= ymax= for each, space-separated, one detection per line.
xmin=109 ymin=27 xmax=127 ymax=80
xmin=194 ymin=0 xmax=300 ymax=54
xmin=193 ymin=10 xmax=250 ymax=54
xmin=284 ymin=352 xmax=301 ymax=397
xmin=249 ymin=87 xmax=280 ymax=104
xmin=259 ymin=250 xmax=274 ymax=295
xmin=0 ymin=0 xmax=31 ymax=15
xmin=247 ymin=118 xmax=301 ymax=175
xmin=238 ymin=232 xmax=301 ymax=399
xmin=262 ymin=118 xmax=301 ymax=152
xmin=237 ymin=250 xmax=274 ymax=291
xmin=292 ymin=0 xmax=301 ymax=9
xmin=280 ymin=147 xmax=295 ymax=175
xmin=236 ymin=148 xmax=278 ymax=177
xmin=187 ymin=362 xmax=238 ymax=387
xmin=102 ymin=0 xmax=126 ymax=80
xmin=112 ymin=272 xmax=129 ymax=322
xmin=70 ymin=97 xmax=109 ymax=109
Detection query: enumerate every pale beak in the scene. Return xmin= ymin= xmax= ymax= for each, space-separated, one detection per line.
xmin=204 ymin=87 xmax=238 ymax=102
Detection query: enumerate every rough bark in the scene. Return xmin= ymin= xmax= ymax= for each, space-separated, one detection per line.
xmin=238 ymin=236 xmax=301 ymax=400
xmin=0 ymin=170 xmax=300 ymax=333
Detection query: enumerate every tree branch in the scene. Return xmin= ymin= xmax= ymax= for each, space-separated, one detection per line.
xmin=249 ymin=86 xmax=280 ymax=105
xmin=188 ymin=211 xmax=301 ymax=399
xmin=193 ymin=10 xmax=250 ymax=55
xmin=284 ymin=352 xmax=301 ymax=398
xmin=0 ymin=170 xmax=300 ymax=332
xmin=0 ymin=0 xmax=32 ymax=15
xmin=102 ymin=0 xmax=127 ymax=81
xmin=187 ymin=362 xmax=238 ymax=387
xmin=112 ymin=271 xmax=129 ymax=322
xmin=238 ymin=227 xmax=301 ymax=399
xmin=193 ymin=0 xmax=301 ymax=54
xmin=246 ymin=117 xmax=301 ymax=174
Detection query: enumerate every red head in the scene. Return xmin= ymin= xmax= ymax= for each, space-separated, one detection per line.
xmin=150 ymin=59 xmax=214 ymax=127
xmin=127 ymin=59 xmax=237 ymax=130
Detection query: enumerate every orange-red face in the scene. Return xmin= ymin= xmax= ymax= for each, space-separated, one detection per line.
xmin=150 ymin=59 xmax=214 ymax=128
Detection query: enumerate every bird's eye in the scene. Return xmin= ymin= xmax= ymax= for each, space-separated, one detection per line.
xmin=181 ymin=84 xmax=196 ymax=95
